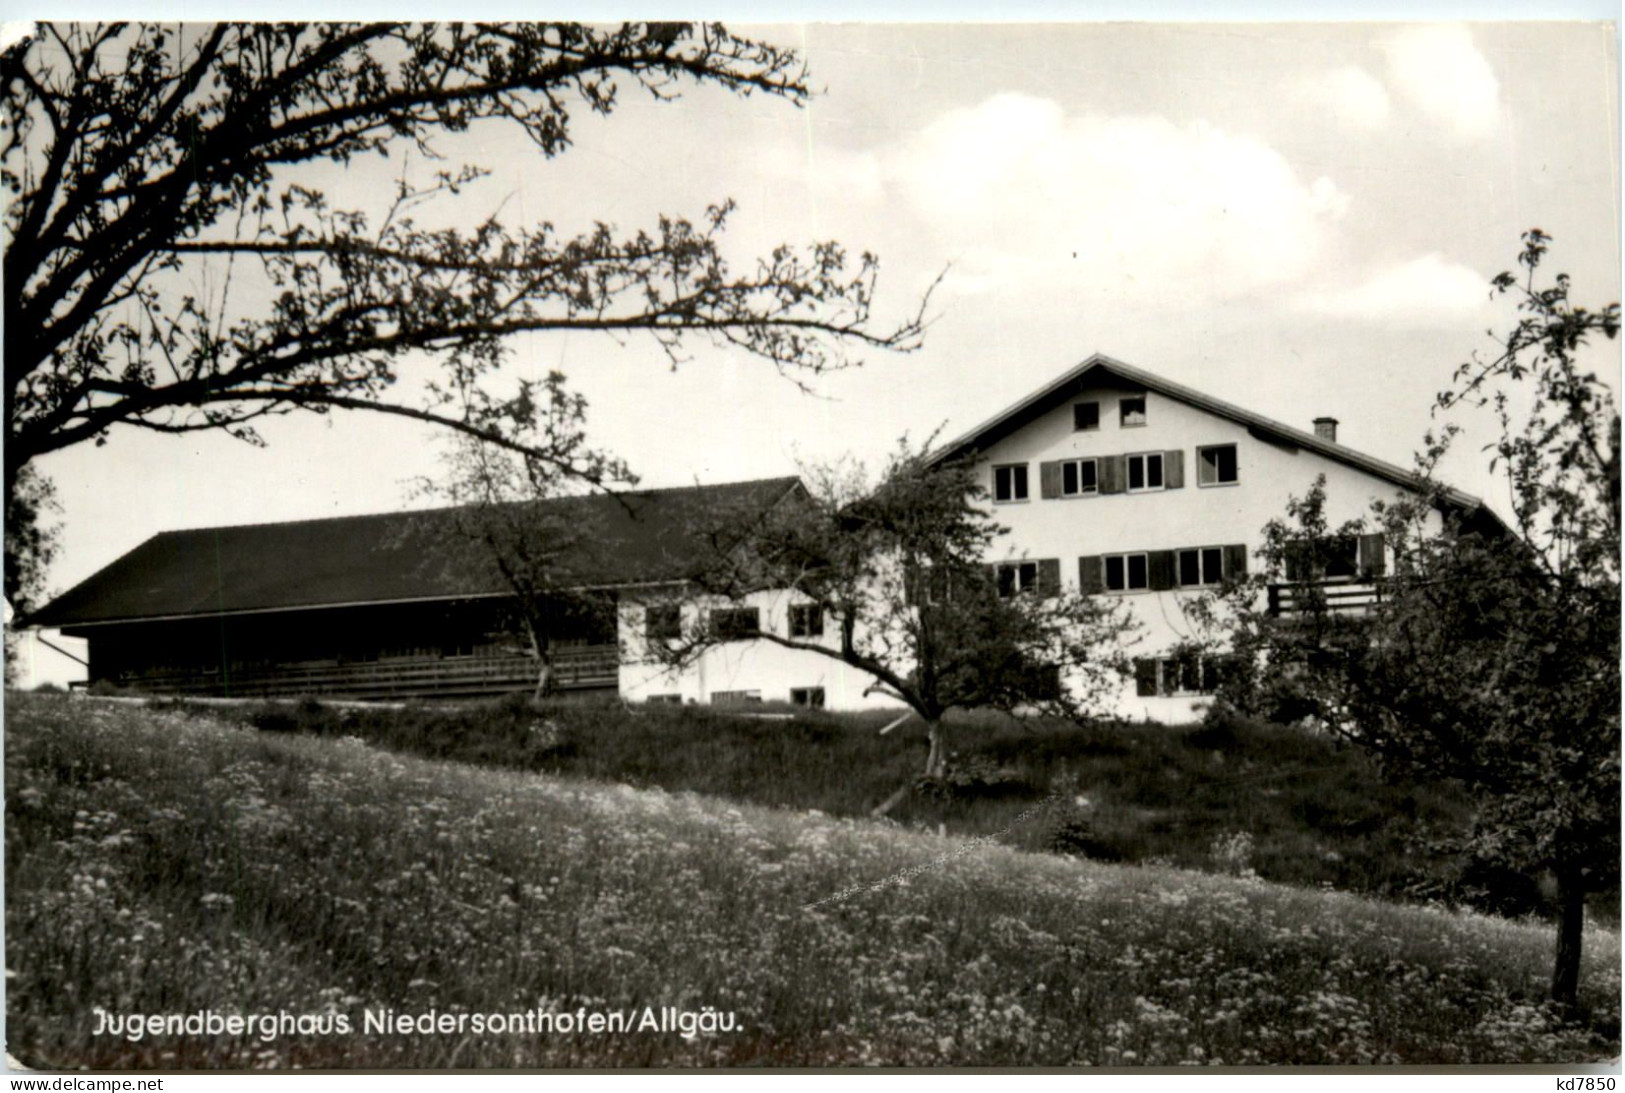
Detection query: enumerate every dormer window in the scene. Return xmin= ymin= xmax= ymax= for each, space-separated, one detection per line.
xmin=1120 ymin=395 xmax=1147 ymax=427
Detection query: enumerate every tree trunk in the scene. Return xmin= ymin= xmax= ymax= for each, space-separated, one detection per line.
xmin=924 ymin=719 xmax=947 ymax=777
xmin=1551 ymin=859 xmax=1586 ymax=1008
xmin=533 ymin=651 xmax=554 ymax=703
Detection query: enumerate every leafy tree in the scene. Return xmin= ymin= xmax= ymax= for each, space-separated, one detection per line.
xmin=2 ymin=22 xmax=926 ymax=593
xmin=3 ymin=463 xmax=61 ymax=684
xmin=659 ymin=438 xmax=1137 ymax=777
xmin=1201 ymin=232 xmax=1619 ymax=1010
xmin=407 ymin=373 xmax=629 ymax=700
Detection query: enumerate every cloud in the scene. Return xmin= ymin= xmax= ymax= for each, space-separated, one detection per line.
xmin=1302 ymin=66 xmax=1391 ymax=130
xmin=884 ymin=93 xmax=1350 ymax=303
xmin=1295 ymin=254 xmax=1492 ymax=323
xmin=1382 ymin=25 xmax=1500 ymax=140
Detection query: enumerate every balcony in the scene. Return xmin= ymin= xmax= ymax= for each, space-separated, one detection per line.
xmin=1266 ymin=577 xmax=1385 ymax=618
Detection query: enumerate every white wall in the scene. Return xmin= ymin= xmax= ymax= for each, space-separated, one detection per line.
xmin=609 ymin=384 xmax=1438 ymax=722
xmin=968 ymin=384 xmax=1431 ymax=722
xmin=617 ymin=588 xmax=904 ymax=711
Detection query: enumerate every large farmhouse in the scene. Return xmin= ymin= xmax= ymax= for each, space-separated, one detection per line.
xmin=931 ymin=353 xmax=1503 ymax=720
xmin=30 ymin=354 xmax=1502 ymax=719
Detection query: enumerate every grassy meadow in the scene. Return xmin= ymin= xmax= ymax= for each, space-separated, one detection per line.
xmin=228 ymin=691 xmax=1580 ymax=922
xmin=5 ymin=692 xmax=1619 ymax=1068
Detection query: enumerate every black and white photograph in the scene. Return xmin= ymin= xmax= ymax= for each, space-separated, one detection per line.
xmin=2 ymin=11 xmax=1620 ymax=1075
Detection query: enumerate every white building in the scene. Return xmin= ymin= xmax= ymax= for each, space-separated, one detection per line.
xmin=31 ymin=354 xmax=1499 ymax=720
xmin=920 ymin=353 xmax=1501 ymax=721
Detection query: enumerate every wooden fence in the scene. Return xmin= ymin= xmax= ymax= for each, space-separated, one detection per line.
xmin=110 ymin=645 xmax=620 ymax=701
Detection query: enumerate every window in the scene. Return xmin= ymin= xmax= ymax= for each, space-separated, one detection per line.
xmin=997 ymin=561 xmax=1039 ymax=598
xmin=993 ymin=463 xmax=1029 ymax=503
xmin=711 ymin=690 xmax=762 ymax=706
xmin=789 ymin=603 xmax=824 ymax=638
xmin=645 ymin=693 xmax=683 ymax=706
xmin=1127 ymin=452 xmax=1165 ymax=492
xmin=1177 ymin=546 xmax=1226 ymax=587
xmin=1104 ymin=552 xmax=1149 ymax=593
xmin=1284 ymin=536 xmax=1359 ymax=581
xmin=709 ymin=607 xmax=761 ymax=641
xmin=1061 ymin=458 xmax=1098 ymax=497
xmin=1198 ymin=444 xmax=1239 ymax=486
xmin=1134 ymin=655 xmax=1220 ymax=697
xmin=790 ymin=687 xmax=826 ymax=710
xmin=646 ymin=603 xmax=682 ymax=641
xmin=1120 ymin=395 xmax=1147 ymax=427
xmin=1073 ymin=401 xmax=1100 ymax=431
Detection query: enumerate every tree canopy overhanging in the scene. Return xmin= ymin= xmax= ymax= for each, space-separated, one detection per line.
xmin=1 ymin=21 xmax=929 ymax=611
xmin=1196 ymin=232 xmax=1620 ymax=1009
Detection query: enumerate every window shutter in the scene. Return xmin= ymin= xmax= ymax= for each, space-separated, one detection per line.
xmin=1078 ymin=555 xmax=1105 ymax=594
xmin=1038 ymin=558 xmax=1061 ymax=597
xmin=1039 ymin=460 xmax=1062 ymax=500
xmin=1148 ymin=550 xmax=1176 ymax=591
xmin=1163 ymin=449 xmax=1185 ymax=489
xmin=1134 ymin=658 xmax=1158 ymax=697
xmin=1099 ymin=455 xmax=1126 ymax=494
xmin=1223 ymin=543 xmax=1248 ymax=579
xmin=1359 ymin=532 xmax=1386 ymax=577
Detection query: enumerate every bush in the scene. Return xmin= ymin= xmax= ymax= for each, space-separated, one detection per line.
xmin=1047 ymin=816 xmax=1124 ymax=861
xmin=914 ymin=755 xmax=1042 ymax=802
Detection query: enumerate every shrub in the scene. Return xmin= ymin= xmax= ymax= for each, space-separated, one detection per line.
xmin=914 ymin=755 xmax=1042 ymax=802
xmin=1047 ymin=816 xmax=1124 ymax=861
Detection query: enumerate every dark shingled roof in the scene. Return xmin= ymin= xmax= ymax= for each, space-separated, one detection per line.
xmin=32 ymin=477 xmax=803 ymax=628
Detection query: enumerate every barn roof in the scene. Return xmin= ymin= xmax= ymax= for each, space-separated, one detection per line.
xmin=928 ymin=352 xmax=1500 ymax=520
xmin=30 ymin=477 xmax=804 ymax=629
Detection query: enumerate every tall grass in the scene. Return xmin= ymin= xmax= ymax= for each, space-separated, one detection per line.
xmin=210 ymin=692 xmax=1579 ymax=922
xmin=6 ymin=693 xmax=1618 ymax=1068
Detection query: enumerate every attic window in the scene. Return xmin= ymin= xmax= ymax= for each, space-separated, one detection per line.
xmin=1198 ymin=444 xmax=1239 ymax=486
xmin=1073 ymin=401 xmax=1100 ymax=431
xmin=1120 ymin=396 xmax=1147 ymax=427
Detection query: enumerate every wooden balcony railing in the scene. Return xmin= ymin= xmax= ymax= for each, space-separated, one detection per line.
xmin=110 ymin=645 xmax=620 ymax=701
xmin=1267 ymin=577 xmax=1385 ymax=618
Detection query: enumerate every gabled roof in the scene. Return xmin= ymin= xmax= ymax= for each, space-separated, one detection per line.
xmin=929 ymin=352 xmax=1497 ymax=518
xmin=30 ymin=477 xmax=804 ymax=628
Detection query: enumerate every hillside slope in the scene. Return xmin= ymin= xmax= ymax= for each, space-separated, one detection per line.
xmin=5 ymin=694 xmax=1618 ymax=1068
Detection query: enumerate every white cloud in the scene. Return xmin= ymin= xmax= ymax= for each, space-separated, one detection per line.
xmin=1382 ymin=25 xmax=1500 ymax=140
xmin=1303 ymin=66 xmax=1391 ymax=130
xmin=1295 ymin=254 xmax=1491 ymax=323
xmin=884 ymin=93 xmax=1349 ymax=303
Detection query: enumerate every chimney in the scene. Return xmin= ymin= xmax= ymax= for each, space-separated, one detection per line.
xmin=1313 ymin=417 xmax=1339 ymax=444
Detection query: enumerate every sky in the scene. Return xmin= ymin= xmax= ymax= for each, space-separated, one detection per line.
xmin=15 ymin=17 xmax=1622 ymax=684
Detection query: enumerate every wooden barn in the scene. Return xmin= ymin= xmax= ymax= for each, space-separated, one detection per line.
xmin=29 ymin=478 xmax=803 ymax=701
